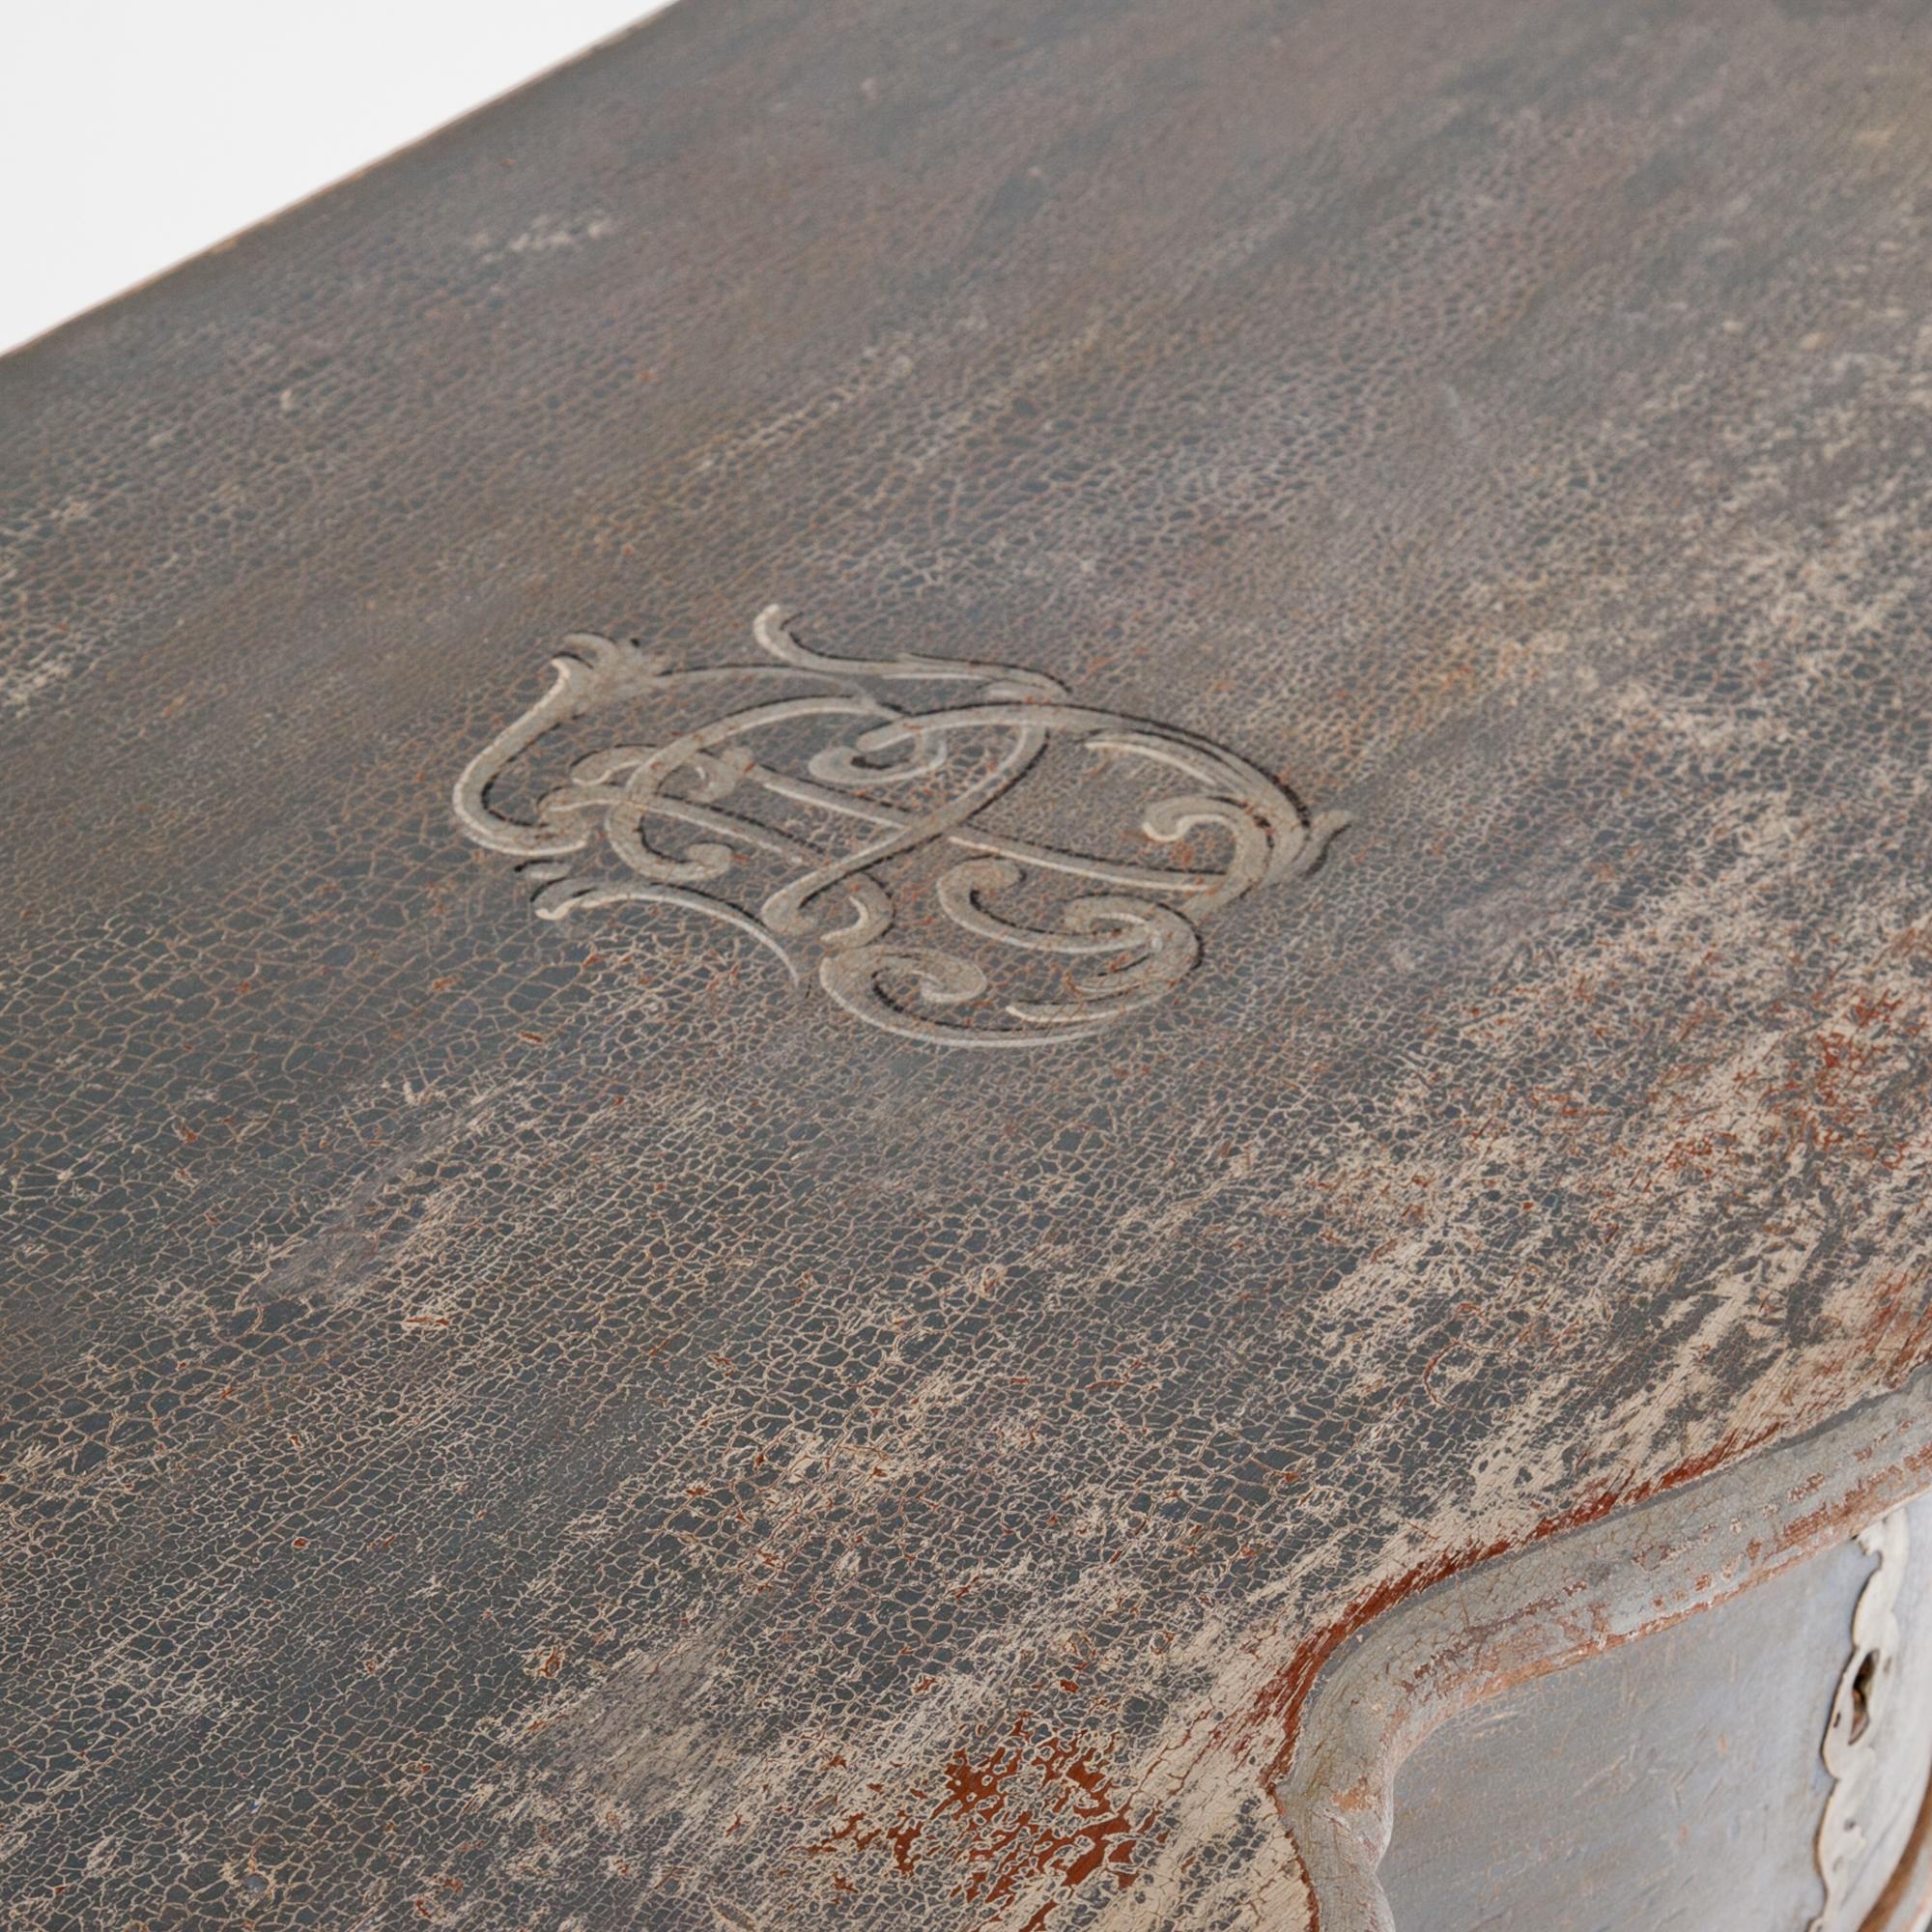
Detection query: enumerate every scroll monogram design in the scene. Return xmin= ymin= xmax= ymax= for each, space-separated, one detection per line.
xmin=453 ymin=607 xmax=1345 ymax=1047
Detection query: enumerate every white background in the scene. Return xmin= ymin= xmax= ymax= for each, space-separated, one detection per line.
xmin=1 ymin=1 xmax=675 ymax=355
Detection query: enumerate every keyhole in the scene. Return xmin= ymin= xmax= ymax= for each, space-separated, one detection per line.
xmin=1849 ymin=1649 xmax=1880 ymax=1744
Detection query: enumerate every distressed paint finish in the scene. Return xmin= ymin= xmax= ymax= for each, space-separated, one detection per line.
xmin=4 ymin=0 xmax=1932 ymax=1927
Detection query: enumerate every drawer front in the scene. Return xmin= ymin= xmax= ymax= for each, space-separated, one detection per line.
xmin=1378 ymin=1492 xmax=1932 ymax=1932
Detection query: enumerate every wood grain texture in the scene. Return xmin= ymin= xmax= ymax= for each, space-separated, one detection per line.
xmin=5 ymin=0 xmax=1932 ymax=1926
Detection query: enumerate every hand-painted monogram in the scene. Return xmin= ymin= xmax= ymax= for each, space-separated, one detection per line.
xmin=454 ymin=607 xmax=1345 ymax=1047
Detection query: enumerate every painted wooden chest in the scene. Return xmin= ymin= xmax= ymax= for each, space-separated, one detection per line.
xmin=6 ymin=0 xmax=1932 ymax=1926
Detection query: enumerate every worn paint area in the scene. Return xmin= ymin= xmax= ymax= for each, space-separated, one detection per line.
xmin=804 ymin=1718 xmax=1144 ymax=1926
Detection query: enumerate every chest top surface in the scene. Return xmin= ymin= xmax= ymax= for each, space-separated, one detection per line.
xmin=6 ymin=0 xmax=1932 ymax=1925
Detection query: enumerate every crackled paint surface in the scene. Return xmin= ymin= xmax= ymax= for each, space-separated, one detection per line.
xmin=6 ymin=0 xmax=1932 ymax=1926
